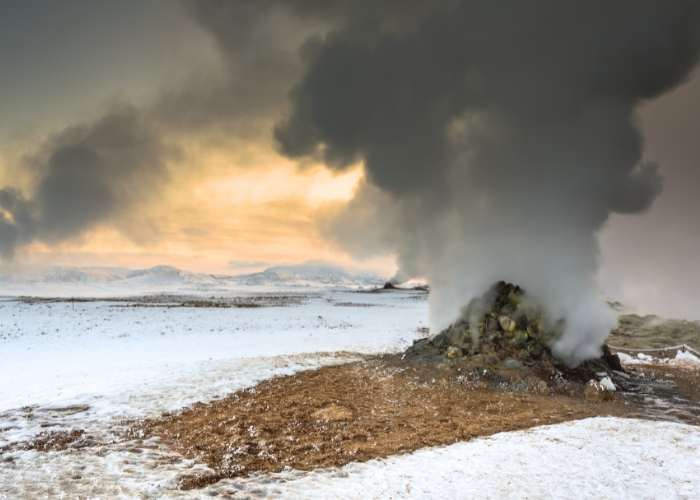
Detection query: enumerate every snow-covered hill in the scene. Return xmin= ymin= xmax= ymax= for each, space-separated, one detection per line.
xmin=42 ymin=266 xmax=131 ymax=284
xmin=0 ymin=266 xmax=127 ymax=285
xmin=124 ymin=265 xmax=220 ymax=286
xmin=232 ymin=263 xmax=386 ymax=286
xmin=0 ymin=265 xmax=217 ymax=286
xmin=0 ymin=263 xmax=387 ymax=296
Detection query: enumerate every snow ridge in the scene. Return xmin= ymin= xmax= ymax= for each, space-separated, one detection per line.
xmin=0 ymin=263 xmax=387 ymax=293
xmin=233 ymin=264 xmax=386 ymax=286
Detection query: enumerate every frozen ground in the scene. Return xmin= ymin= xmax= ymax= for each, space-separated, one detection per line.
xmin=0 ymin=283 xmax=429 ymax=498
xmin=1 ymin=279 xmax=699 ymax=499
xmin=0 ymin=288 xmax=427 ymax=412
xmin=619 ymin=350 xmax=700 ymax=368
xmin=229 ymin=417 xmax=700 ymax=500
xmin=3 ymin=415 xmax=698 ymax=499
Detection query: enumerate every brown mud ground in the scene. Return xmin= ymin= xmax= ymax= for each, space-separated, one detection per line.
xmin=127 ymin=358 xmax=628 ymax=490
xmin=609 ymin=314 xmax=700 ymax=351
xmin=10 ymin=293 xmax=315 ymax=308
xmin=0 ymin=405 xmax=94 ymax=455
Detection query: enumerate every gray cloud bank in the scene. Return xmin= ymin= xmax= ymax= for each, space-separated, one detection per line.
xmin=0 ymin=106 xmax=168 ymax=259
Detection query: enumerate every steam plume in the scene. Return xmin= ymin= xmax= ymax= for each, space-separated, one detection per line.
xmin=271 ymin=0 xmax=700 ymax=365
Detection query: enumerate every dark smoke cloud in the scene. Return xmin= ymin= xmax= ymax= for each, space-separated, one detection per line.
xmin=275 ymin=1 xmax=699 ymax=195
xmin=270 ymin=0 xmax=700 ymax=364
xmin=0 ymin=187 xmax=35 ymax=259
xmin=155 ymin=1 xmax=319 ymax=135
xmin=0 ymin=105 xmax=168 ymax=255
xmin=0 ymin=213 xmax=19 ymax=260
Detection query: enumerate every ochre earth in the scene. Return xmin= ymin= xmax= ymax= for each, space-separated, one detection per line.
xmin=129 ymin=360 xmax=627 ymax=489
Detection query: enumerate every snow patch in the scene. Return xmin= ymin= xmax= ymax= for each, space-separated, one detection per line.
xmin=619 ymin=349 xmax=700 ymax=368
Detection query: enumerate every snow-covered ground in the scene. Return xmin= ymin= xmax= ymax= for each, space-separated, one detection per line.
xmin=1 ymin=275 xmax=699 ymax=499
xmin=619 ymin=350 xmax=700 ymax=368
xmin=235 ymin=417 xmax=699 ymax=500
xmin=0 ymin=289 xmax=426 ymax=412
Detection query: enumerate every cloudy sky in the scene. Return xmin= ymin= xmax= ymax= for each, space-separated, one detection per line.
xmin=1 ymin=1 xmax=699 ymax=321
xmin=0 ymin=0 xmax=371 ymax=274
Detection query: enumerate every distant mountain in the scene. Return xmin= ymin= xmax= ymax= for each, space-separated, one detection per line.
xmin=0 ymin=263 xmax=386 ymax=290
xmin=0 ymin=266 xmax=128 ymax=284
xmin=43 ymin=266 xmax=131 ymax=284
xmin=233 ymin=263 xmax=386 ymax=286
xmin=0 ymin=265 xmax=219 ymax=286
xmin=125 ymin=265 xmax=211 ymax=285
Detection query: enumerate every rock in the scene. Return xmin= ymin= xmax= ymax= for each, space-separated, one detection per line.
xmin=454 ymin=318 xmax=469 ymax=330
xmin=500 ymin=304 xmax=516 ymax=317
xmin=503 ymin=359 xmax=522 ymax=369
xmin=431 ymin=325 xmax=464 ymax=349
xmin=428 ymin=281 xmax=556 ymax=367
xmin=515 ymin=314 xmax=529 ymax=330
xmin=498 ymin=316 xmax=516 ymax=332
xmin=526 ymin=324 xmax=539 ymax=338
xmin=498 ymin=283 xmax=514 ymax=295
xmin=446 ymin=346 xmax=462 ymax=359
xmin=584 ymin=379 xmax=614 ymax=402
xmin=537 ymin=380 xmax=551 ymax=396
xmin=312 ymin=404 xmax=353 ymax=421
xmin=430 ymin=333 xmax=448 ymax=350
xmin=484 ymin=355 xmax=499 ymax=365
xmin=486 ymin=316 xmax=499 ymax=332
xmin=513 ymin=331 xmax=528 ymax=344
xmin=584 ymin=380 xmax=605 ymax=402
xmin=484 ymin=330 xmax=502 ymax=345
xmin=469 ymin=354 xmax=498 ymax=365
xmin=507 ymin=289 xmax=523 ymax=305
xmin=599 ymin=376 xmax=616 ymax=391
xmin=601 ymin=344 xmax=623 ymax=372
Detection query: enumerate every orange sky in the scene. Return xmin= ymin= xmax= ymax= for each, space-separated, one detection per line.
xmin=8 ymin=153 xmax=393 ymax=274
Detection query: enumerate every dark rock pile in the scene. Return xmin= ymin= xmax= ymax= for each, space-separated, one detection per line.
xmin=430 ymin=281 xmax=552 ymax=364
xmin=397 ymin=281 xmax=626 ymax=398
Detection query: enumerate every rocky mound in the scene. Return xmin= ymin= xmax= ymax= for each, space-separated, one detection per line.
xmin=431 ymin=281 xmax=551 ymax=363
xmin=397 ymin=281 xmax=624 ymax=398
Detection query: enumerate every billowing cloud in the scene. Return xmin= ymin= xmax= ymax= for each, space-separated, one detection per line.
xmin=272 ymin=0 xmax=700 ymax=364
xmin=0 ymin=105 xmax=168 ymax=256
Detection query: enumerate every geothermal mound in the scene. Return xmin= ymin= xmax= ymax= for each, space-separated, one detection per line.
xmin=400 ymin=281 xmax=622 ymax=387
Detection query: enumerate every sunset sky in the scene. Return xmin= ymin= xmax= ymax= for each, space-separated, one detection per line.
xmin=2 ymin=1 xmax=700 ymax=319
